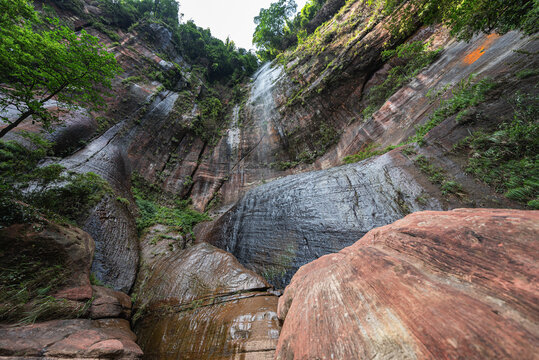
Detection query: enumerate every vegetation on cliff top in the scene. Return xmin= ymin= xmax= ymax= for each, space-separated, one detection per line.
xmin=253 ymin=0 xmax=538 ymax=60
xmin=253 ymin=0 xmax=333 ymax=60
xmin=73 ymin=0 xmax=259 ymax=84
xmin=374 ymin=0 xmax=538 ymax=40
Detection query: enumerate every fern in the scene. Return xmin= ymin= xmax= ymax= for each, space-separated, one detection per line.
xmin=505 ymin=186 xmax=534 ymax=202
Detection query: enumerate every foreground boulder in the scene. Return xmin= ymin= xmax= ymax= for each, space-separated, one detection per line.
xmin=276 ymin=209 xmax=539 ymax=359
xmin=134 ymin=242 xmax=280 ymax=359
xmin=0 ymin=222 xmax=95 ymax=299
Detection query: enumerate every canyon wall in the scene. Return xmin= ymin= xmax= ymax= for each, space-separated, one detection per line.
xmin=1 ymin=0 xmax=537 ymax=358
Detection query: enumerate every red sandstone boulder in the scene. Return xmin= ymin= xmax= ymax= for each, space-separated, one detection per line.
xmin=0 ymin=319 xmax=142 ymax=359
xmin=0 ymin=222 xmax=96 ymax=323
xmin=276 ymin=209 xmax=539 ymax=359
xmin=134 ymin=242 xmax=270 ymax=308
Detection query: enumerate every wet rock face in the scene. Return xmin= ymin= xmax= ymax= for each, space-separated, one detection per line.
xmin=0 ymin=319 xmax=142 ymax=359
xmin=137 ymin=295 xmax=279 ymax=360
xmin=82 ymin=196 xmax=139 ymax=293
xmin=276 ymin=209 xmax=539 ymax=360
xmin=133 ymin=242 xmax=279 ymax=359
xmin=55 ymin=88 xmax=179 ymax=292
xmin=205 ymin=151 xmax=442 ymax=288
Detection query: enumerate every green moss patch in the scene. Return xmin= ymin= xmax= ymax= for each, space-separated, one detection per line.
xmin=131 ymin=173 xmax=210 ymax=236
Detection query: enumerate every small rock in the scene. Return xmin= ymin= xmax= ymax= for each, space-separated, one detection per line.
xmin=89 ymin=286 xmax=132 ymax=319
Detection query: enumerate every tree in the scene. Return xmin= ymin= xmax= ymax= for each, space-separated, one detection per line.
xmin=253 ymin=0 xmax=297 ymax=60
xmin=0 ymin=0 xmax=122 ymax=139
xmin=153 ymin=0 xmax=180 ymax=26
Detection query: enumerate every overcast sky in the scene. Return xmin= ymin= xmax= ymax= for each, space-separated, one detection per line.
xmin=178 ymin=0 xmax=308 ymax=51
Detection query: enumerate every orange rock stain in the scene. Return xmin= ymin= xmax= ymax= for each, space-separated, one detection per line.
xmin=463 ymin=33 xmax=500 ymax=65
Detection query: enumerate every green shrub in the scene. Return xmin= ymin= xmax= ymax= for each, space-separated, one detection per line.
xmin=463 ymin=92 xmax=538 ymax=208
xmin=97 ymin=0 xmax=138 ymax=29
xmin=411 ymin=75 xmax=496 ymax=144
xmin=516 ymin=68 xmax=539 ymax=79
xmin=90 ymin=272 xmax=104 ymax=286
xmin=414 ymin=155 xmax=445 ymax=184
xmin=28 ymin=172 xmax=110 ymax=220
xmin=342 ymin=143 xmax=398 ymax=164
xmin=371 ymin=0 xmax=538 ymax=40
xmin=440 ymin=180 xmax=464 ymax=196
xmin=343 ymin=143 xmax=380 ymax=164
xmin=121 ymin=75 xmax=143 ymax=85
xmin=91 ymin=21 xmax=121 ymax=42
xmin=413 ymin=155 xmax=466 ymax=198
xmin=270 ymin=160 xmax=300 ymax=170
xmin=116 ymin=197 xmax=130 ymax=206
xmin=192 ymin=95 xmax=224 ymax=144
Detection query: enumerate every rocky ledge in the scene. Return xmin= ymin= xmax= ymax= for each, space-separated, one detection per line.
xmin=276 ymin=209 xmax=539 ymax=359
xmin=0 ymin=319 xmax=142 ymax=359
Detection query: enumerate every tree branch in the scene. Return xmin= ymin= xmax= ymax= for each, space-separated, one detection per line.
xmin=0 ymin=109 xmax=34 ymax=139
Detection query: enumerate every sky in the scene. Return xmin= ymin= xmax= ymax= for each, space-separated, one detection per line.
xmin=178 ymin=0 xmax=308 ymax=51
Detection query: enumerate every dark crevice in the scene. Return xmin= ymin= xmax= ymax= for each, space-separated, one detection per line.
xmin=185 ymin=141 xmax=208 ymax=198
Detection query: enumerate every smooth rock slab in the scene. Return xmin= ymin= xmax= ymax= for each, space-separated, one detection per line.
xmin=134 ymin=242 xmax=269 ymax=309
xmin=276 ymin=209 xmax=539 ymax=360
xmin=205 ymin=151 xmax=442 ymax=288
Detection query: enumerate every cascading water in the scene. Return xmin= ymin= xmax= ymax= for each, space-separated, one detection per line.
xmin=243 ymin=62 xmax=286 ymax=168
